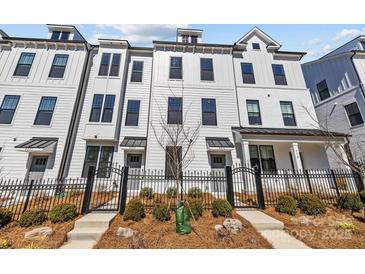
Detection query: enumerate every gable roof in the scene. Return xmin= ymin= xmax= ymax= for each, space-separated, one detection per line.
xmin=235 ymin=26 xmax=281 ymax=50
xmin=0 ymin=29 xmax=9 ymax=38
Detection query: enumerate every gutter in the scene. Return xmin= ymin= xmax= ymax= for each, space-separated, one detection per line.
xmin=231 ymin=52 xmax=241 ymax=126
xmin=350 ymin=51 xmax=365 ymax=99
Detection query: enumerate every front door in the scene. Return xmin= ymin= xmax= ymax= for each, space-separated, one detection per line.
xmin=210 ymin=154 xmax=226 ymax=192
xmin=126 ymin=153 xmax=142 ymax=190
xmin=28 ymin=156 xmax=48 ymax=182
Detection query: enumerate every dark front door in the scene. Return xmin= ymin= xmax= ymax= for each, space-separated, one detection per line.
xmin=28 ymin=156 xmax=48 ymax=181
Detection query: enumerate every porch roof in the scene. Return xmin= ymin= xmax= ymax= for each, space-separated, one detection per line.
xmin=14 ymin=137 xmax=58 ymax=153
xmin=206 ymin=137 xmax=234 ymax=148
xmin=231 ymin=127 xmax=348 ymax=137
xmin=120 ymin=136 xmax=147 ymax=147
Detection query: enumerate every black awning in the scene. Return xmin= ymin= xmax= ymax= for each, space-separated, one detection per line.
xmin=120 ymin=137 xmax=147 ymax=147
xmin=15 ymin=137 xmax=58 ymax=149
xmin=206 ymin=137 xmax=234 ymax=148
xmin=231 ymin=127 xmax=348 ymax=137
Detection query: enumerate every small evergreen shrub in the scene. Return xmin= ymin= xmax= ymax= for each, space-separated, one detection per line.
xmin=123 ymin=199 xmax=145 ymax=221
xmin=275 ymin=195 xmax=297 ymax=215
xmin=152 ymin=204 xmax=171 ymax=221
xmin=188 ymin=187 xmax=202 ymax=199
xmin=139 ymin=187 xmax=154 ymax=199
xmin=166 ymin=187 xmax=177 ymax=198
xmin=297 ymin=194 xmax=326 ymax=216
xmin=19 ymin=209 xmax=47 ymax=227
xmin=337 ymin=193 xmax=363 ymax=212
xmin=359 ymin=190 xmax=365 ymax=204
xmin=212 ymin=199 xmax=233 ymax=217
xmin=186 ymin=199 xmax=203 ymax=220
xmin=49 ymin=204 xmax=78 ymax=223
xmin=0 ymin=208 xmax=13 ymax=228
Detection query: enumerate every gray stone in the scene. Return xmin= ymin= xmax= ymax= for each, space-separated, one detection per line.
xmin=215 ymin=224 xmax=231 ymax=242
xmin=223 ymin=218 xmax=242 ymax=234
xmin=116 ymin=227 xmax=136 ymax=238
xmin=24 ymin=227 xmax=53 ymax=240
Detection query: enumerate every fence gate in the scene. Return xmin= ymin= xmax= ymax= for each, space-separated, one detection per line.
xmin=226 ymin=166 xmax=265 ymax=209
xmin=82 ymin=164 xmax=128 ymax=213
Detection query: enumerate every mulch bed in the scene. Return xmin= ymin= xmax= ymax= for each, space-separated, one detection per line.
xmin=94 ymin=210 xmax=272 ymax=249
xmin=265 ymin=206 xmax=365 ymax=249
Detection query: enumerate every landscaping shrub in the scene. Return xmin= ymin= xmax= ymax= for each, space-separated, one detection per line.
xmin=337 ymin=193 xmax=363 ymax=212
xmin=359 ymin=190 xmax=365 ymax=204
xmin=152 ymin=204 xmax=171 ymax=221
xmin=212 ymin=199 xmax=233 ymax=217
xmin=188 ymin=187 xmax=202 ymax=199
xmin=337 ymin=221 xmax=357 ymax=232
xmin=275 ymin=195 xmax=297 ymax=215
xmin=19 ymin=209 xmax=47 ymax=227
xmin=297 ymin=194 xmax=326 ymax=216
xmin=123 ymin=199 xmax=145 ymax=221
xmin=0 ymin=208 xmax=13 ymax=228
xmin=166 ymin=187 xmax=177 ymax=198
xmin=139 ymin=187 xmax=154 ymax=199
xmin=49 ymin=204 xmax=78 ymax=223
xmin=186 ymin=199 xmax=203 ymax=220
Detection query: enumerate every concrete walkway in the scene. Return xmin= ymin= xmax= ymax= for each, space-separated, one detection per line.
xmin=237 ymin=209 xmax=310 ymax=249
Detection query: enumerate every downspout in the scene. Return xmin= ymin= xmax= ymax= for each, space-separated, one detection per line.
xmin=57 ymin=43 xmax=95 ymax=180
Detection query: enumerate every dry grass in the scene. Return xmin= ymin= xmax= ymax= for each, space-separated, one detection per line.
xmin=95 ymin=210 xmax=272 ymax=249
xmin=265 ymin=206 xmax=365 ymax=249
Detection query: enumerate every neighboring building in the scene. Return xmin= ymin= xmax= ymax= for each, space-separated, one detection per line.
xmin=302 ymin=36 xmax=365 ymax=166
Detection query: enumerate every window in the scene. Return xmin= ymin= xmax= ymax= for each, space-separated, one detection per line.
xmin=249 ymin=145 xmax=277 ymax=172
xmin=127 ymin=154 xmax=142 ymax=168
xmin=13 ymin=53 xmax=35 ymax=76
xmin=50 ymin=31 xmax=70 ymax=41
xmin=50 ymin=31 xmax=61 ymax=40
xmin=89 ymin=94 xmax=104 ymax=122
xmin=169 ymin=57 xmax=182 ymax=79
xmin=101 ymin=95 xmax=115 ymax=122
xmin=182 ymin=35 xmax=189 ymax=43
xmin=49 ymin=54 xmax=68 ymax=78
xmin=109 ymin=54 xmax=121 ymax=76
xmin=316 ymin=80 xmax=330 ymax=101
xmin=34 ymin=97 xmax=57 ymax=125
xmin=252 ymin=43 xmax=260 ymax=50
xmin=360 ymin=41 xmax=365 ymax=50
xmin=200 ymin=58 xmax=214 ymax=81
xmin=241 ymin=63 xmax=255 ymax=84
xmin=280 ymin=101 xmax=296 ymax=126
xmin=272 ymin=64 xmax=287 ymax=85
xmin=98 ymin=53 xmax=111 ymax=76
xmin=125 ymin=100 xmax=140 ymax=126
xmin=0 ymin=95 xmax=20 ymax=124
xmin=168 ymin=97 xmax=182 ymax=124
xmin=60 ymin=32 xmax=70 ymax=41
xmin=246 ymin=100 xmax=262 ymax=125
xmin=249 ymin=145 xmax=261 ymax=170
xmin=211 ymin=154 xmax=226 ymax=169
xmin=345 ymin=102 xmax=364 ymax=127
xmin=165 ymin=146 xmax=182 ymax=179
xmin=191 ymin=36 xmax=198 ymax=44
xmin=81 ymin=146 xmax=114 ymax=178
xmin=130 ymin=61 xmax=143 ymax=82
xmin=202 ymin=98 xmax=217 ymax=126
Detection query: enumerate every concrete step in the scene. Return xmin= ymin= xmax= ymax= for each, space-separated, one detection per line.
xmin=74 ymin=221 xmax=111 ymax=229
xmin=67 ymin=227 xmax=106 ymax=241
xmin=60 ymin=240 xmax=97 ymax=249
xmin=237 ymin=210 xmax=284 ymax=230
xmin=260 ymin=230 xmax=310 ymax=249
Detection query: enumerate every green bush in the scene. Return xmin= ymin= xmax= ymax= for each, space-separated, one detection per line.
xmin=275 ymin=195 xmax=297 ymax=215
xmin=0 ymin=208 xmax=13 ymax=228
xmin=166 ymin=187 xmax=177 ymax=198
xmin=152 ymin=204 xmax=171 ymax=221
xmin=337 ymin=193 xmax=363 ymax=212
xmin=49 ymin=204 xmax=78 ymax=223
xmin=186 ymin=199 xmax=203 ymax=220
xmin=123 ymin=199 xmax=145 ymax=221
xmin=188 ymin=187 xmax=202 ymax=199
xmin=19 ymin=209 xmax=47 ymax=227
xmin=139 ymin=187 xmax=154 ymax=199
xmin=212 ymin=199 xmax=233 ymax=217
xmin=359 ymin=190 xmax=365 ymax=204
xmin=297 ymin=194 xmax=326 ymax=216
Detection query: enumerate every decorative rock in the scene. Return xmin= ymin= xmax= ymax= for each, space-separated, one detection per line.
xmin=215 ymin=224 xmax=231 ymax=242
xmin=24 ymin=227 xmax=53 ymax=240
xmin=116 ymin=227 xmax=136 ymax=238
xmin=130 ymin=232 xmax=145 ymax=249
xmin=298 ymin=216 xmax=311 ymax=226
xmin=248 ymin=236 xmax=257 ymax=244
xmin=223 ymin=218 xmax=242 ymax=234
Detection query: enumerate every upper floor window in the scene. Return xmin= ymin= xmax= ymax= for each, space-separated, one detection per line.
xmin=109 ymin=54 xmax=121 ymax=76
xmin=101 ymin=95 xmax=116 ymax=122
xmin=246 ymin=100 xmax=262 ymax=125
xmin=360 ymin=41 xmax=365 ymax=51
xmin=241 ymin=63 xmax=255 ymax=84
xmin=182 ymin=35 xmax=189 ymax=43
xmin=191 ymin=36 xmax=198 ymax=44
xmin=280 ymin=101 xmax=296 ymax=126
xmin=89 ymin=94 xmax=115 ymax=123
xmin=125 ymin=100 xmax=140 ymax=126
xmin=130 ymin=61 xmax=144 ymax=82
xmin=345 ymin=102 xmax=364 ymax=127
xmin=272 ymin=64 xmax=287 ymax=85
xmin=34 ymin=97 xmax=57 ymax=125
xmin=13 ymin=52 xmax=35 ymax=77
xmin=252 ymin=43 xmax=260 ymax=50
xmin=99 ymin=53 xmax=111 ymax=76
xmin=200 ymin=58 xmax=214 ymax=81
xmin=316 ymin=80 xmax=330 ymax=101
xmin=202 ymin=98 xmax=217 ymax=126
xmin=168 ymin=97 xmax=182 ymax=124
xmin=50 ymin=31 xmax=70 ymax=41
xmin=49 ymin=54 xmax=68 ymax=78
xmin=0 ymin=95 xmax=20 ymax=124
xmin=169 ymin=57 xmax=182 ymax=79
xmin=98 ymin=53 xmax=121 ymax=77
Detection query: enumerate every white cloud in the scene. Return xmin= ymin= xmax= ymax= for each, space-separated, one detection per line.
xmin=332 ymin=28 xmax=365 ymax=42
xmin=307 ymin=38 xmax=322 ymax=45
xmin=323 ymin=44 xmax=333 ymax=52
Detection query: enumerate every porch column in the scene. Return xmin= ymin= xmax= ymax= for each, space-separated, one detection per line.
xmin=336 ymin=143 xmax=351 ymax=170
xmin=242 ymin=141 xmax=251 ymax=167
xmin=290 ymin=142 xmax=303 ymax=171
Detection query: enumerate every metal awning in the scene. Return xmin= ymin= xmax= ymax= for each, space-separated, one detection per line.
xmin=15 ymin=137 xmax=58 ymax=153
xmin=120 ymin=137 xmax=147 ymax=149
xmin=231 ymin=127 xmax=348 ymax=137
xmin=206 ymin=137 xmax=234 ymax=151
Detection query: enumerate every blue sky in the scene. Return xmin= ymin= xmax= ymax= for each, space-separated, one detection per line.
xmin=1 ymin=24 xmax=365 ymax=62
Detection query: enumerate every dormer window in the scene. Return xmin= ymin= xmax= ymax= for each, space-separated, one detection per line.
xmin=361 ymin=41 xmax=365 ymax=51
xmin=182 ymin=35 xmax=189 ymax=43
xmin=252 ymin=43 xmax=260 ymax=50
xmin=51 ymin=31 xmax=71 ymax=41
xmin=191 ymin=36 xmax=198 ymax=44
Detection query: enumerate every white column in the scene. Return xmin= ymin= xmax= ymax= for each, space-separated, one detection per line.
xmin=336 ymin=143 xmax=351 ymax=170
xmin=242 ymin=141 xmax=251 ymax=167
xmin=290 ymin=142 xmax=303 ymax=171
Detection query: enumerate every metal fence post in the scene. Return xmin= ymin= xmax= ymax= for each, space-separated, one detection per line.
xmin=22 ymin=179 xmax=34 ymax=213
xmin=225 ymin=166 xmax=235 ymax=207
xmin=254 ymin=169 xmax=266 ymax=209
xmin=119 ymin=166 xmax=129 ymax=214
xmin=331 ymin=170 xmax=341 ymax=197
xmin=304 ymin=170 xmax=313 ymax=194
xmin=81 ymin=166 xmax=95 ymax=214
xmin=353 ymin=170 xmax=364 ymax=192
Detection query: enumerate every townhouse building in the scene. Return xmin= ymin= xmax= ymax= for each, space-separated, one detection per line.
xmin=302 ymin=36 xmax=365 ymax=166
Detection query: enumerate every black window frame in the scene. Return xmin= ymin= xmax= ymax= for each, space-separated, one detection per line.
xmin=98 ymin=53 xmax=111 ymax=76
xmin=345 ymin=102 xmax=364 ymax=127
xmin=280 ymin=101 xmax=297 ymax=126
xmin=252 ymin=43 xmax=260 ymax=50
xmin=361 ymin=41 xmax=365 ymax=51
xmin=130 ymin=61 xmax=144 ymax=82
xmin=34 ymin=96 xmax=57 ymax=126
xmin=109 ymin=53 xmax=121 ymax=77
xmin=241 ymin=63 xmax=256 ymax=84
xmin=0 ymin=95 xmax=20 ymax=124
xmin=200 ymin=58 xmax=214 ymax=81
xmin=48 ymin=54 xmax=68 ymax=78
xmin=125 ymin=100 xmax=141 ymax=126
xmin=210 ymin=154 xmax=226 ymax=169
xmin=13 ymin=52 xmax=36 ymax=77
xmin=316 ymin=80 xmax=330 ymax=101
xmin=190 ymin=36 xmax=198 ymax=44
xmin=89 ymin=94 xmax=104 ymax=122
xmin=167 ymin=97 xmax=183 ymax=124
xmin=81 ymin=145 xmax=114 ymax=178
xmin=169 ymin=57 xmax=183 ymax=80
xmin=60 ymin=32 xmax=70 ymax=41
xmin=272 ymin=64 xmax=287 ymax=85
xmin=246 ymin=100 xmax=262 ymax=125
xmin=165 ymin=146 xmax=182 ymax=179
xmin=181 ymin=35 xmax=189 ymax=43
xmin=101 ymin=95 xmax=116 ymax=123
xmin=50 ymin=31 xmax=61 ymax=40
xmin=249 ymin=145 xmax=277 ymax=172
xmin=202 ymin=98 xmax=217 ymax=126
